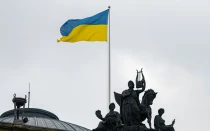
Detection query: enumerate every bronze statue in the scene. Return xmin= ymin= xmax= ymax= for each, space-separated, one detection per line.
xmin=120 ymin=80 xmax=144 ymax=126
xmin=154 ymin=108 xmax=175 ymax=131
xmin=93 ymin=103 xmax=122 ymax=131
xmin=93 ymin=69 xmax=175 ymax=131
xmin=114 ymin=69 xmax=157 ymax=128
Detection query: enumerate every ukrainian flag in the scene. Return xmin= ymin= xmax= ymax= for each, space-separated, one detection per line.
xmin=57 ymin=9 xmax=109 ymax=43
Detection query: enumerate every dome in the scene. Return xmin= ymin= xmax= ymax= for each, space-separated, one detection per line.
xmin=1 ymin=108 xmax=59 ymax=120
xmin=0 ymin=108 xmax=91 ymax=131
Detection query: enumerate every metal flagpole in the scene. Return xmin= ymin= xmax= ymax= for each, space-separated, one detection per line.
xmin=108 ymin=6 xmax=111 ymax=105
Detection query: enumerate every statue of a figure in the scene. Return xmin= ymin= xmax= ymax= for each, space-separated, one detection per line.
xmin=114 ymin=69 xmax=146 ymax=126
xmin=154 ymin=108 xmax=175 ymax=131
xmin=114 ymin=69 xmax=157 ymax=129
xmin=93 ymin=103 xmax=122 ymax=131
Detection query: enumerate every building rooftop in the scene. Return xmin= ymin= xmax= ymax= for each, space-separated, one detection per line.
xmin=0 ymin=108 xmax=91 ymax=131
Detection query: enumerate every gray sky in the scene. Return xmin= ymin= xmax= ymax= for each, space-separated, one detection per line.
xmin=0 ymin=0 xmax=210 ymax=130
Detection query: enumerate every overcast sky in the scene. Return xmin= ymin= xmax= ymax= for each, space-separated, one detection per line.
xmin=0 ymin=0 xmax=210 ymax=131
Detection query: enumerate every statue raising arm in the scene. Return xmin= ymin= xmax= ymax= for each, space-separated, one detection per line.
xmin=95 ymin=110 xmax=105 ymax=121
xmin=94 ymin=103 xmax=122 ymax=130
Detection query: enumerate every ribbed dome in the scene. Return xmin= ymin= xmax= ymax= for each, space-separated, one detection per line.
xmin=1 ymin=108 xmax=59 ymax=120
xmin=0 ymin=108 xmax=90 ymax=131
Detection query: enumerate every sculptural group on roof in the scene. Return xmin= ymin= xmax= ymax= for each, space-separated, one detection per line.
xmin=93 ymin=69 xmax=175 ymax=131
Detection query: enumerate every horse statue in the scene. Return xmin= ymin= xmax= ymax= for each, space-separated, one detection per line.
xmin=139 ymin=89 xmax=157 ymax=128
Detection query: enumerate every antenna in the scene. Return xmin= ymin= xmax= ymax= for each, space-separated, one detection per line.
xmin=28 ymin=83 xmax=30 ymax=108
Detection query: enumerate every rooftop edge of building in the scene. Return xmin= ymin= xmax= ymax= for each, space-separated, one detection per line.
xmin=0 ymin=108 xmax=59 ymax=120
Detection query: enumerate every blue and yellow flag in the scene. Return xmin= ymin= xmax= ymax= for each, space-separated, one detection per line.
xmin=57 ymin=9 xmax=109 ymax=43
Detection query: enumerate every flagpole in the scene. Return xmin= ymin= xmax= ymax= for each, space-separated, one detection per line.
xmin=108 ymin=6 xmax=111 ymax=105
